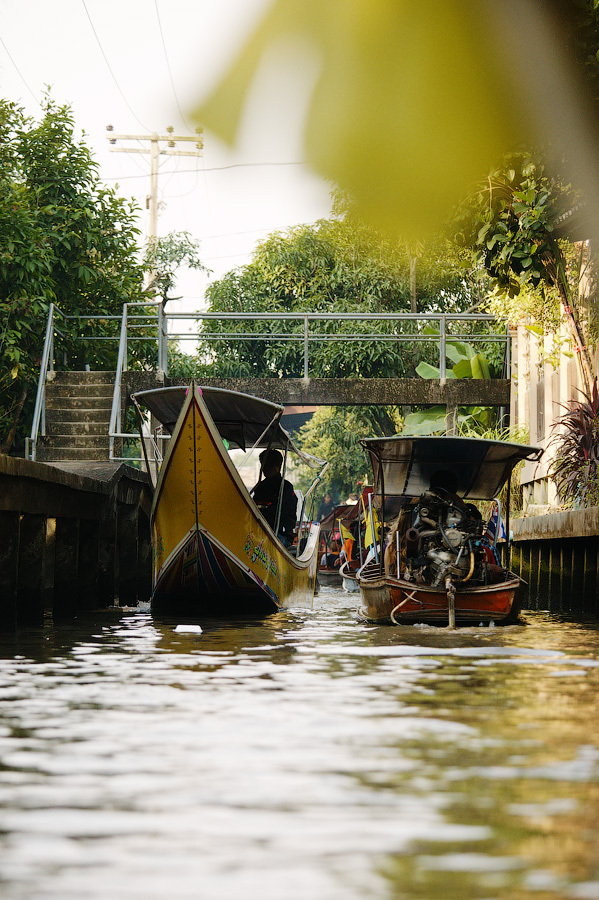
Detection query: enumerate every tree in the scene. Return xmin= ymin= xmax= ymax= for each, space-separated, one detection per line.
xmin=453 ymin=152 xmax=594 ymax=391
xmin=143 ymin=231 xmax=207 ymax=303
xmin=189 ymin=215 xmax=487 ymax=381
xmin=293 ymin=405 xmax=401 ymax=501
xmin=0 ymin=97 xmax=147 ymax=453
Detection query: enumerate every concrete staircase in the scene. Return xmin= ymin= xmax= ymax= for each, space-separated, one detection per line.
xmin=36 ymin=371 xmax=116 ymax=462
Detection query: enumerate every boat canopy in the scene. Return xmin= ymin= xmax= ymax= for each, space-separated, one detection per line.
xmin=133 ymin=385 xmax=326 ymax=468
xmin=360 ymin=435 xmax=542 ymax=501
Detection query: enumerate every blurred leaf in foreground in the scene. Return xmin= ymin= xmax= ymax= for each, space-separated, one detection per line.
xmin=194 ymin=0 xmax=527 ymax=239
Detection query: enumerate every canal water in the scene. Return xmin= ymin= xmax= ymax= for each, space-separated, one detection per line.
xmin=0 ymin=588 xmax=598 ymax=900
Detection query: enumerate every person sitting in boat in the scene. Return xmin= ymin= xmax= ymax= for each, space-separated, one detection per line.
xmin=323 ymin=537 xmax=342 ymax=568
xmin=252 ymin=448 xmax=297 ymax=547
xmin=317 ymin=492 xmax=335 ymax=521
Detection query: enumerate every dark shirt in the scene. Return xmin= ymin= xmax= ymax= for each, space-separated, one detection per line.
xmin=252 ymin=475 xmax=297 ymax=536
xmin=318 ymin=500 xmax=335 ymax=521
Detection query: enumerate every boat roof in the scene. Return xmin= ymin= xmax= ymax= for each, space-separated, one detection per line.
xmin=360 ymin=435 xmax=542 ymax=500
xmin=132 ymin=384 xmax=325 ymax=467
xmin=320 ymin=503 xmax=359 ymax=530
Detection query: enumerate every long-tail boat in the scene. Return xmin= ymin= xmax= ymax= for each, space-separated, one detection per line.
xmin=132 ymin=383 xmax=327 ymax=617
xmin=356 ymin=435 xmax=542 ymax=627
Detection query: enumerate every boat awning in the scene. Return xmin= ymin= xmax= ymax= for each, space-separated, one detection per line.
xmin=360 ymin=435 xmax=543 ymax=500
xmin=132 ymin=385 xmax=326 ymax=468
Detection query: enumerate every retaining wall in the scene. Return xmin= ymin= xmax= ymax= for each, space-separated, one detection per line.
xmin=510 ymin=508 xmax=599 ymax=617
xmin=0 ymin=455 xmax=152 ymax=631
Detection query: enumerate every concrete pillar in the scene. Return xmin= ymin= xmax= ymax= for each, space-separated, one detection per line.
xmin=117 ymin=504 xmax=139 ymax=606
xmin=0 ymin=511 xmax=20 ymax=632
xmin=17 ymin=513 xmax=46 ymax=627
xmin=53 ymin=517 xmax=80 ymax=621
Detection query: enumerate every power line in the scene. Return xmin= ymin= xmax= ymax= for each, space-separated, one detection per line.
xmin=154 ymin=0 xmax=191 ymax=131
xmin=102 ymin=160 xmax=304 ymax=181
xmin=0 ymin=34 xmax=39 ymax=106
xmin=81 ymin=0 xmax=151 ymax=132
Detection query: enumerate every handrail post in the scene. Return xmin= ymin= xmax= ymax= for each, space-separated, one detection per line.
xmin=157 ymin=302 xmax=169 ymax=375
xmin=29 ymin=302 xmax=56 ymax=461
xmin=303 ymin=314 xmax=309 ymax=379
xmin=109 ymin=304 xmax=128 ymax=461
xmin=439 ymin=315 xmax=447 ymax=384
xmin=157 ymin=303 xmax=164 ymax=373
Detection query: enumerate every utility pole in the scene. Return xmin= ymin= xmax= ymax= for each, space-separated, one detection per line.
xmin=106 ymin=125 xmax=204 ymax=240
xmin=106 ymin=126 xmax=203 ymax=375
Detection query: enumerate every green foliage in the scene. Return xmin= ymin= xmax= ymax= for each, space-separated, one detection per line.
xmin=198 ymin=216 xmax=488 ymax=379
xmin=458 ymin=420 xmax=531 ymax=515
xmin=454 ymin=153 xmax=574 ymax=299
xmin=144 ymin=231 xmax=207 ymax=301
xmin=453 ymin=150 xmax=594 ymax=389
xmin=403 ymin=338 xmax=496 ymax=435
xmin=292 ymin=405 xmax=401 ymax=501
xmin=0 ymin=96 xmax=147 ymax=452
xmin=548 ymin=380 xmax=599 ymax=508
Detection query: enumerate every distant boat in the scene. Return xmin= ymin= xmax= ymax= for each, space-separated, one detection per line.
xmin=356 ymin=435 xmax=542 ymax=627
xmin=339 ymin=560 xmax=359 ymax=593
xmin=317 ymin=503 xmax=357 ymax=587
xmin=132 ymin=384 xmax=327 ymax=617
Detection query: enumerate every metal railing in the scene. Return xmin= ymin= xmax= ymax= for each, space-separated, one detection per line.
xmin=28 ymin=305 xmax=510 ymax=463
xmin=161 ymin=311 xmax=511 ymax=381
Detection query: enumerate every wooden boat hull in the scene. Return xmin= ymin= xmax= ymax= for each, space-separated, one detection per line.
xmin=317 ymin=567 xmax=342 ymax=587
xmin=357 ymin=564 xmax=521 ymax=625
xmin=151 ymin=386 xmax=320 ymax=616
xmin=339 ymin=561 xmax=359 ymax=593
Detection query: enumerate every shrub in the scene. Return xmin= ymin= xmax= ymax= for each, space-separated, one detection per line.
xmin=548 ymin=380 xmax=599 ymax=507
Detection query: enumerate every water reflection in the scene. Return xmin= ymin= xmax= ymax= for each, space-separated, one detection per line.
xmin=0 ymin=590 xmax=597 ymax=900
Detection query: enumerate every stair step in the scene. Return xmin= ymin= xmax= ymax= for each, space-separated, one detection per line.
xmin=36 ymin=446 xmax=116 ymax=462
xmin=48 ymin=371 xmax=116 ymax=384
xmin=46 ymin=409 xmax=112 ymax=424
xmin=48 ymin=385 xmax=114 ymax=399
xmin=42 ymin=435 xmax=110 ymax=450
xmin=46 ymin=422 xmax=112 ymax=437
xmin=46 ymin=397 xmax=112 ymax=412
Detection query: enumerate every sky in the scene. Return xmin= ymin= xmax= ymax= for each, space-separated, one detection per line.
xmin=0 ymin=0 xmax=332 ymax=322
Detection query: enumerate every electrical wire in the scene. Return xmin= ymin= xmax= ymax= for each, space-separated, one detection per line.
xmin=80 ymin=0 xmax=151 ymax=132
xmin=0 ymin=34 xmax=39 ymax=105
xmin=154 ymin=0 xmax=191 ymax=131
xmin=102 ymin=161 xmax=304 ymax=181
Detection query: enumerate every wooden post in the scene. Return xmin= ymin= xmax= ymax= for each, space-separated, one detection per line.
xmin=53 ymin=517 xmax=80 ymax=621
xmin=79 ymin=519 xmax=101 ymax=610
xmin=137 ymin=510 xmax=152 ymax=604
xmin=117 ymin=504 xmax=139 ymax=606
xmin=17 ymin=514 xmax=46 ymax=627
xmin=98 ymin=504 xmax=117 ymax=608
xmin=0 ymin=511 xmax=20 ymax=632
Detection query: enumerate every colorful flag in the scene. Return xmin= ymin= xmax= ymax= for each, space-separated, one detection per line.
xmin=338 ymin=521 xmax=353 ymax=544
xmin=364 ymin=505 xmax=381 ymax=548
xmin=485 ymin=509 xmax=506 ymax=543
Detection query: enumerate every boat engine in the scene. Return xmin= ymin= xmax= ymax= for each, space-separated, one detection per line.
xmin=401 ymin=488 xmax=502 ymax=587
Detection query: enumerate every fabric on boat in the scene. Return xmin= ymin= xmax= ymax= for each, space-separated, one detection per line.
xmin=133 ymin=384 xmax=325 ymax=468
xmin=360 ymin=435 xmax=542 ymax=500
